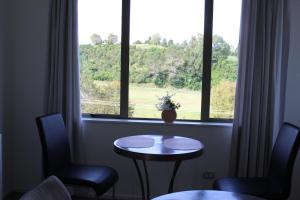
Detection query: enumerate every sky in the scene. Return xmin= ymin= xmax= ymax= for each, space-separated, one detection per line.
xmin=78 ymin=0 xmax=242 ymax=47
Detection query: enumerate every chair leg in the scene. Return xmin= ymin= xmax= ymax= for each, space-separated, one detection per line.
xmin=112 ymin=184 xmax=116 ymax=200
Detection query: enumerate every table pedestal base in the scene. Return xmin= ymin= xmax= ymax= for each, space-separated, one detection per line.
xmin=132 ymin=159 xmax=182 ymax=200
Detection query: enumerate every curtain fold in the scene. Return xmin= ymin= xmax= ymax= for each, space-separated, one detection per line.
xmin=47 ymin=0 xmax=83 ymax=163
xmin=229 ymin=0 xmax=290 ymax=177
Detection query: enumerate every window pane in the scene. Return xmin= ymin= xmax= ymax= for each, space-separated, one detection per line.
xmin=129 ymin=0 xmax=205 ymax=120
xmin=78 ymin=0 xmax=121 ymax=115
xmin=210 ymin=0 xmax=241 ymax=119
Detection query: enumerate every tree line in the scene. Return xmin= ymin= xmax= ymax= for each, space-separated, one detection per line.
xmin=80 ymin=33 xmax=237 ymax=90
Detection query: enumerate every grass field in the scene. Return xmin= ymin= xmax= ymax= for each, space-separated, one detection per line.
xmin=129 ymin=84 xmax=201 ymax=119
xmin=81 ymin=82 xmax=234 ymax=120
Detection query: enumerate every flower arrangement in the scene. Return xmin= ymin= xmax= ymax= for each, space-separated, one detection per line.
xmin=156 ymin=92 xmax=181 ymax=111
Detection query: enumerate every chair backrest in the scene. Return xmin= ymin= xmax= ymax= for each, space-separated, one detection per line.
xmin=36 ymin=113 xmax=71 ymax=176
xmin=268 ymin=122 xmax=300 ymax=198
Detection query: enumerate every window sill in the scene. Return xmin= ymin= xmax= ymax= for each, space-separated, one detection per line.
xmin=82 ymin=117 xmax=233 ymax=128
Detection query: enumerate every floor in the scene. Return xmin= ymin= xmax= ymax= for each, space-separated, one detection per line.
xmin=4 ymin=193 xmax=23 ymax=200
xmin=4 ymin=193 xmax=114 ymax=200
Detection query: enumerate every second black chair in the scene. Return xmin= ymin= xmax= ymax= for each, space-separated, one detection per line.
xmin=36 ymin=113 xmax=118 ymax=199
xmin=213 ymin=122 xmax=300 ymax=200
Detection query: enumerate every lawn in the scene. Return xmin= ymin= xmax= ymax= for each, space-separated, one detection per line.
xmin=129 ymin=84 xmax=201 ymax=120
xmin=81 ymin=82 xmax=234 ymax=120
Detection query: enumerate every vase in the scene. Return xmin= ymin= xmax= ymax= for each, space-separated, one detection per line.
xmin=161 ymin=109 xmax=177 ymax=123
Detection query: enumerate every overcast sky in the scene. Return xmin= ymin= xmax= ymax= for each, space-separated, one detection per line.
xmin=78 ymin=0 xmax=241 ymax=47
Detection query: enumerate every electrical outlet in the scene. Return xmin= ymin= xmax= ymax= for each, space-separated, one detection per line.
xmin=202 ymin=171 xmax=215 ymax=179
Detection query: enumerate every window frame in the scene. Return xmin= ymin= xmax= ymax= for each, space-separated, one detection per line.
xmin=82 ymin=0 xmax=234 ymax=122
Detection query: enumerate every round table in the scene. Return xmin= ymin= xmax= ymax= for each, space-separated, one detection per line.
xmin=152 ymin=190 xmax=266 ymax=200
xmin=114 ymin=135 xmax=204 ymax=200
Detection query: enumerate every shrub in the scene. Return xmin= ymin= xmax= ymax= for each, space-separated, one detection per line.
xmin=81 ymin=79 xmax=135 ymax=116
xmin=94 ymin=70 xmax=114 ymax=81
xmin=210 ymin=80 xmax=236 ymax=118
xmin=154 ymin=71 xmax=169 ymax=87
xmin=170 ymin=75 xmax=185 ymax=88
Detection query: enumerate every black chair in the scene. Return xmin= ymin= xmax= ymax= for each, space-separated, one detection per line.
xmin=213 ymin=122 xmax=300 ymax=200
xmin=36 ymin=113 xmax=118 ymax=199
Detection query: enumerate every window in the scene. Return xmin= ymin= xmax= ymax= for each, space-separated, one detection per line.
xmin=79 ymin=0 xmax=122 ymax=115
xmin=78 ymin=0 xmax=241 ymax=121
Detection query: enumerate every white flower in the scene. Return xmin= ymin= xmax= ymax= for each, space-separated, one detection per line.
xmin=155 ymin=92 xmax=181 ymax=111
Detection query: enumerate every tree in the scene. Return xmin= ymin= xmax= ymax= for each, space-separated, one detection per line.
xmin=80 ymin=34 xmax=237 ymax=92
xmin=167 ymin=39 xmax=174 ymax=46
xmin=162 ymin=38 xmax=168 ymax=47
xmin=189 ymin=36 xmax=198 ymax=47
xmin=107 ymin=33 xmax=118 ymax=44
xmin=90 ymin=34 xmax=102 ymax=45
xmin=134 ymin=40 xmax=142 ymax=44
xmin=150 ymin=33 xmax=161 ymax=45
xmin=145 ymin=36 xmax=151 ymax=44
xmin=212 ymin=35 xmax=231 ymax=62
xmin=181 ymin=40 xmax=188 ymax=48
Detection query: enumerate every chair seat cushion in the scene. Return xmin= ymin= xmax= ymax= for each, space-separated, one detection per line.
xmin=213 ymin=177 xmax=284 ymax=200
xmin=54 ymin=164 xmax=118 ymax=196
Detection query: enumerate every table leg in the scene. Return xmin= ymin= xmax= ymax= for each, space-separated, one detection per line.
xmin=133 ymin=159 xmax=146 ymax=200
xmin=168 ymin=160 xmax=182 ymax=193
xmin=142 ymin=160 xmax=150 ymax=200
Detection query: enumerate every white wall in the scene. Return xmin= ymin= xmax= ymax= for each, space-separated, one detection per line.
xmin=285 ymin=0 xmax=300 ymax=126
xmin=0 ymin=0 xmax=5 ymax=132
xmin=0 ymin=1 xmax=5 ymax=197
xmin=285 ymin=0 xmax=300 ymax=199
xmin=83 ymin=120 xmax=232 ymax=199
xmin=3 ymin=0 xmax=50 ymax=195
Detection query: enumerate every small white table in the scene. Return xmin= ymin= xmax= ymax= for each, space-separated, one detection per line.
xmin=152 ymin=190 xmax=266 ymax=200
xmin=114 ymin=135 xmax=204 ymax=200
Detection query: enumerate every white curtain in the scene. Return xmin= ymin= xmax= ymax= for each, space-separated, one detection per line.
xmin=230 ymin=0 xmax=290 ymax=177
xmin=47 ymin=0 xmax=83 ymax=162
